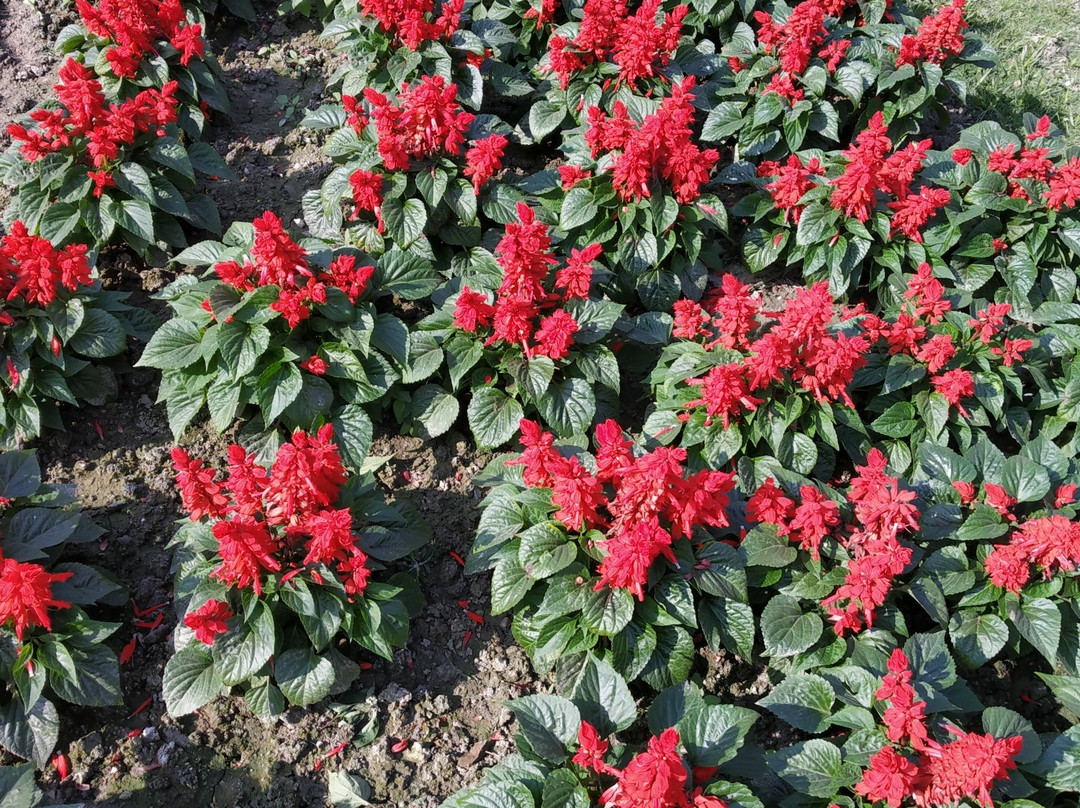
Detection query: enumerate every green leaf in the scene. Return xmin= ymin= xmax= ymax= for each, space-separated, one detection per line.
xmin=255 ymin=363 xmax=303 ymax=425
xmin=213 ymin=601 xmax=274 ymax=686
xmin=518 ymin=522 xmax=576 ymax=580
xmin=275 ymin=648 xmax=335 ymax=706
xmin=332 ymin=405 xmax=374 ymax=470
xmin=383 ymin=198 xmax=427 ymax=246
xmin=0 ymin=696 xmax=58 ymax=768
xmin=1000 ymin=456 xmax=1051 ymax=502
xmin=871 ymin=401 xmax=918 ymax=438
xmin=758 ymin=673 xmax=835 ymax=733
xmin=949 ymin=611 xmax=1008 ymax=668
xmin=136 ymin=319 xmax=204 ymax=369
xmin=217 ymin=320 xmax=269 ymax=379
xmin=741 ymin=526 xmax=797 ymax=568
xmin=409 ymin=384 xmax=460 ymax=440
xmin=677 ymin=703 xmax=758 ymax=767
xmin=540 ymin=769 xmax=588 ymax=808
xmin=529 ymin=99 xmax=566 ymax=141
xmin=771 ymin=739 xmax=857 ymax=799
xmin=468 ymin=387 xmax=524 ymax=448
xmin=163 ymin=645 xmax=223 ymax=717
xmin=1032 ymin=725 xmax=1080 ymax=790
xmin=699 ymin=598 xmax=755 ymax=660
xmin=555 ymin=653 xmax=636 ymax=736
xmin=581 ymin=586 xmax=634 ymax=637
xmin=509 ymin=694 xmax=580 ymax=764
xmin=760 ymin=595 xmax=822 ymax=658
xmin=67 ymin=308 xmax=126 ymax=358
xmin=1010 ymin=597 xmax=1061 ymax=666
xmin=491 ymin=555 xmax=533 ymax=614
xmin=560 ymin=186 xmax=598 ymax=231
xmin=537 ymin=377 xmax=594 ymax=437
xmin=328 ymin=771 xmax=374 ymax=808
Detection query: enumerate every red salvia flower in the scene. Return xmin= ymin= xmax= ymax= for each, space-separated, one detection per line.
xmin=1055 ymin=483 xmax=1078 ymax=509
xmin=763 ymin=154 xmax=822 ymax=223
xmin=303 ymin=508 xmax=355 ymax=566
xmin=320 ymin=255 xmax=375 ymax=304
xmin=611 ymin=0 xmax=688 ymax=86
xmin=453 ymin=286 xmax=496 ymax=332
xmin=550 ymin=456 xmax=605 ymax=531
xmin=252 ymin=211 xmax=310 ymax=288
xmin=951 ymin=147 xmax=973 ymax=165
xmin=916 ymin=333 xmax=956 ymax=374
xmin=496 ymin=202 xmax=557 ymax=302
xmin=338 ymin=546 xmax=371 ymax=596
xmin=684 ymin=363 xmax=763 ymax=428
xmin=896 ymin=0 xmax=967 ymax=67
xmin=1045 ymin=156 xmax=1080 ymax=210
xmin=558 ymin=164 xmax=592 ymax=190
xmin=0 ymin=557 xmax=74 ymax=640
xmin=830 ymin=111 xmax=892 ymax=222
xmin=172 ymin=448 xmax=229 ymax=521
xmin=913 ymin=726 xmax=1022 ymax=808
xmin=855 ymin=747 xmax=918 ymax=807
xmin=746 ymin=478 xmax=796 ymax=526
xmin=672 ymin=299 xmax=710 ymax=340
xmin=983 ymin=542 xmax=1031 ymax=592
xmin=225 ymin=444 xmax=269 ymax=518
xmin=364 ymin=75 xmax=474 ymax=171
xmin=534 ymin=309 xmax=580 ymax=360
xmin=264 ymin=425 xmax=347 ymax=522
xmin=506 ymin=419 xmax=564 ymax=488
xmin=464 ymin=135 xmax=508 ymax=194
xmin=595 ymin=516 xmax=675 ymax=601
xmin=782 ymin=485 xmax=840 ymax=561
xmin=357 ymin=0 xmax=463 ymax=49
xmin=967 ymin=302 xmax=1011 ymax=344
xmin=184 ymin=599 xmax=233 ymax=645
xmin=600 ymin=728 xmax=688 ymax=808
xmin=931 ymin=368 xmax=974 ymax=417
xmin=887 ymin=186 xmax=952 ymax=242
xmin=348 ymin=169 xmax=385 ymax=231
xmin=571 ymin=720 xmax=612 ymax=774
xmin=210 ymin=519 xmax=281 ymax=595
xmin=555 ymin=243 xmax=601 ymax=300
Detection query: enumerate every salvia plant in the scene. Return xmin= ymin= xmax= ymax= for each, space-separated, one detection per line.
xmin=0 ymin=449 xmax=124 ymax=766
xmin=441 ymin=674 xmax=758 ymax=808
xmin=647 ymin=269 xmax=1048 ymax=478
xmin=0 ymin=57 xmax=231 ymax=253
xmin=164 ymin=426 xmax=426 ymax=719
xmin=700 ymin=0 xmax=993 ymax=157
xmin=304 ymin=73 xmax=512 ymax=252
xmin=136 ymin=211 xmax=434 ymax=461
xmin=406 ymin=202 xmax=623 ymax=447
xmin=0 ymin=224 xmax=153 ymax=445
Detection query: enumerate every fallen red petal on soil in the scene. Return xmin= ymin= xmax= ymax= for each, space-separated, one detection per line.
xmin=129 ymin=697 xmax=153 ymax=718
xmin=52 ymin=753 xmax=70 ymax=780
xmin=313 ymin=759 xmax=322 ymax=770
xmin=465 ymin=611 xmax=484 ymax=624
xmin=120 ymin=637 xmax=137 ymax=665
xmin=358 ymin=661 xmax=373 ymax=670
xmin=94 ymin=421 xmax=103 ymax=439
xmin=325 ymin=741 xmax=348 ymax=758
xmin=449 ymin=551 xmax=465 ymax=567
xmin=462 ymin=629 xmax=472 ymax=647
xmin=456 ymin=599 xmax=470 ymax=609
xmin=390 ymin=739 xmax=409 ymax=753
xmin=134 ymin=613 xmax=163 ymax=631
xmin=127 ymin=730 xmax=142 ymax=739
